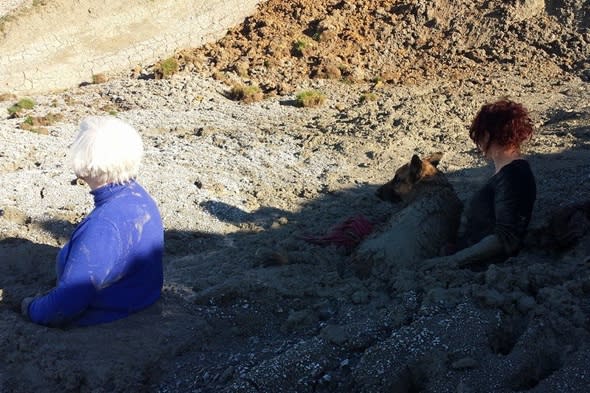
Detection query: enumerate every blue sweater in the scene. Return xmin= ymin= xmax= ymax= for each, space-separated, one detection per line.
xmin=28 ymin=181 xmax=164 ymax=327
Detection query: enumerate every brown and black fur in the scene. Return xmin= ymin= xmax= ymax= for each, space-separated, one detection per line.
xmin=353 ymin=153 xmax=463 ymax=279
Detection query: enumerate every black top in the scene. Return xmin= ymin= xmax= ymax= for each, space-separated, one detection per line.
xmin=458 ymin=159 xmax=536 ymax=255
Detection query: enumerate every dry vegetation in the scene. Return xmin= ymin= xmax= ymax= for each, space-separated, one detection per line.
xmin=295 ymin=89 xmax=326 ymax=107
xmin=154 ymin=57 xmax=179 ymax=79
xmin=7 ymin=97 xmax=35 ymax=117
xmin=228 ymin=83 xmax=264 ymax=103
xmin=19 ymin=112 xmax=64 ymax=134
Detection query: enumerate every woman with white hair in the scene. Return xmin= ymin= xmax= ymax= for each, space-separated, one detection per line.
xmin=21 ymin=116 xmax=164 ymax=327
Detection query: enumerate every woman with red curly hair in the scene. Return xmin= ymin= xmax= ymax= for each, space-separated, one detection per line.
xmin=424 ymin=99 xmax=537 ymax=269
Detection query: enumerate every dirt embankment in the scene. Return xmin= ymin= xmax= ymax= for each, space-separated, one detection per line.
xmin=1 ymin=0 xmax=589 ymax=392
xmin=176 ymin=0 xmax=589 ymax=92
xmin=0 ymin=0 xmax=263 ymax=94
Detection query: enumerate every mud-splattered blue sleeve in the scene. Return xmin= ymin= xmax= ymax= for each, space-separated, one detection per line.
xmin=27 ymin=219 xmax=122 ymax=327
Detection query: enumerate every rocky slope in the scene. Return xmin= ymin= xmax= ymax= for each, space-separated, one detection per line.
xmin=177 ymin=0 xmax=589 ymax=91
xmin=1 ymin=0 xmax=589 ymax=392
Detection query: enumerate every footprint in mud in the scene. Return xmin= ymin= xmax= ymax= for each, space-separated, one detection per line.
xmin=507 ymin=349 xmax=563 ymax=391
xmin=487 ymin=314 xmax=529 ymax=355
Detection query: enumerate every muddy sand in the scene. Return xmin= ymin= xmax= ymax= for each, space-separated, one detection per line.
xmin=1 ymin=0 xmax=590 ymax=392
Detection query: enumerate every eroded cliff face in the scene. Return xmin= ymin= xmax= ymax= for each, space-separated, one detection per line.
xmin=0 ymin=0 xmax=264 ymax=94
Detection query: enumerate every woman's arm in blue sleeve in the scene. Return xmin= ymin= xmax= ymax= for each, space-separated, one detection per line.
xmin=27 ymin=219 xmax=121 ymax=327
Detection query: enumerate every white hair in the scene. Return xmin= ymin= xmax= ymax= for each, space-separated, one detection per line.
xmin=70 ymin=116 xmax=144 ymax=185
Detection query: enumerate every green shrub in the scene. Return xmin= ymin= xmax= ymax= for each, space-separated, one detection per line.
xmin=155 ymin=57 xmax=179 ymax=79
xmin=295 ymin=90 xmax=326 ymax=108
xmin=7 ymin=98 xmax=35 ymax=116
xmin=292 ymin=39 xmax=309 ymax=57
xmin=16 ymin=98 xmax=35 ymax=109
xmin=19 ymin=112 xmax=63 ymax=134
xmin=228 ymin=84 xmax=263 ymax=104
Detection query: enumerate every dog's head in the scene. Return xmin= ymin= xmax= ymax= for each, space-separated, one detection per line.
xmin=376 ymin=152 xmax=443 ymax=202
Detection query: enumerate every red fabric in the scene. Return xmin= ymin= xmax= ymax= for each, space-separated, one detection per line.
xmin=303 ymin=214 xmax=374 ymax=250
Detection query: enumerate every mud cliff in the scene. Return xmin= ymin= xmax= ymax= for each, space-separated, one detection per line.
xmin=0 ymin=0 xmax=263 ymax=93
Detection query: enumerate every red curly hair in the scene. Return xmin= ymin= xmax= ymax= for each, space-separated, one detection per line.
xmin=469 ymin=99 xmax=534 ymax=152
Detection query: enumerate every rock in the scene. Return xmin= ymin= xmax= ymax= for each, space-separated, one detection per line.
xmin=282 ymin=309 xmax=317 ymax=333
xmin=320 ymin=324 xmax=348 ymax=345
xmin=351 ymin=290 xmax=369 ymax=304
xmin=517 ymin=295 xmax=536 ymax=313
xmin=451 ymin=357 xmax=478 ymax=370
xmin=480 ymin=289 xmax=505 ymax=307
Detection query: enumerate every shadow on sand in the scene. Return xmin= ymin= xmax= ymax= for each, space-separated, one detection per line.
xmin=1 ymin=131 xmax=589 ymax=392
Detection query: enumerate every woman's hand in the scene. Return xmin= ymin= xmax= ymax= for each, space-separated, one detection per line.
xmin=421 ymin=235 xmax=505 ymax=272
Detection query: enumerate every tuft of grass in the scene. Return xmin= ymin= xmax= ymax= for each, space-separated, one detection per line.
xmin=18 ymin=98 xmax=35 ymax=109
xmin=99 ymin=104 xmax=118 ymax=115
xmin=154 ymin=57 xmax=179 ymax=79
xmin=21 ymin=113 xmax=63 ymax=126
xmin=228 ymin=84 xmax=264 ymax=104
xmin=7 ymin=106 xmax=19 ymax=116
xmin=19 ymin=112 xmax=64 ymax=134
xmin=234 ymin=61 xmax=249 ymax=77
xmin=92 ymin=73 xmax=108 ymax=84
xmin=360 ymin=92 xmax=378 ymax=103
xmin=295 ymin=90 xmax=326 ymax=108
xmin=292 ymin=39 xmax=309 ymax=57
xmin=22 ymin=116 xmax=34 ymax=126
xmin=7 ymin=98 xmax=36 ymax=117
xmin=212 ymin=71 xmax=227 ymax=82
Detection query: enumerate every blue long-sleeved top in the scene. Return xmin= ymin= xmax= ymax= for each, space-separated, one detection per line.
xmin=27 ymin=180 xmax=164 ymax=327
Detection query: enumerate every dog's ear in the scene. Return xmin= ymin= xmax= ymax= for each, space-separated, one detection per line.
xmin=410 ymin=154 xmax=422 ymax=181
xmin=425 ymin=152 xmax=443 ymax=167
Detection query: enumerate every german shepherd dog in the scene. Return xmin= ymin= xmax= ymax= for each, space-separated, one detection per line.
xmin=353 ymin=153 xmax=463 ymax=279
